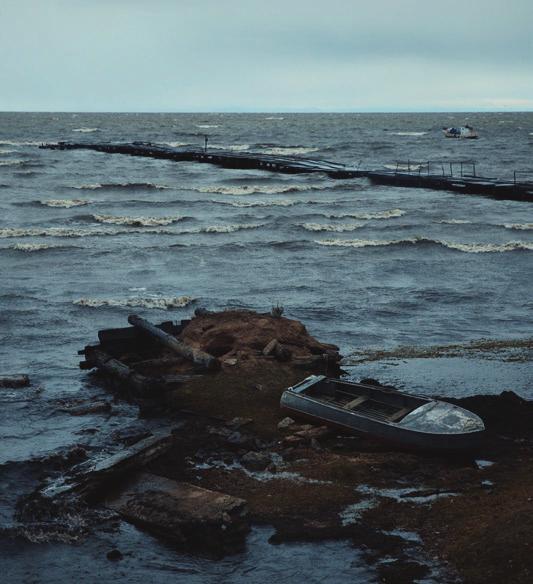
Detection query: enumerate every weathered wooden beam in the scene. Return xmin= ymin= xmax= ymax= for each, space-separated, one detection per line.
xmin=128 ymin=314 xmax=219 ymax=371
xmin=40 ymin=431 xmax=174 ymax=500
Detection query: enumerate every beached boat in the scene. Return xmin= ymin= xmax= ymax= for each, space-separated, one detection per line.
xmin=443 ymin=125 xmax=478 ymax=139
xmin=280 ymin=375 xmax=485 ymax=450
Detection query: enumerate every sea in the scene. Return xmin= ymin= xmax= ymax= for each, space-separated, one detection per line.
xmin=1 ymin=112 xmax=532 ymax=582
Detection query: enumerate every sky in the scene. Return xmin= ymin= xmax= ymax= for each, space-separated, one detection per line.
xmin=0 ymin=0 xmax=532 ymax=112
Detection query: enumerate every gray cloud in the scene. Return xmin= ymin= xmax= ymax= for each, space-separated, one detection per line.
xmin=0 ymin=0 xmax=531 ymax=111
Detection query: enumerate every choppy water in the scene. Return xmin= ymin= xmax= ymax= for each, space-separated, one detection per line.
xmin=1 ymin=112 xmax=532 ymax=582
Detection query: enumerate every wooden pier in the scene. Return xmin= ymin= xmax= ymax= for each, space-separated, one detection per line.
xmin=41 ymin=142 xmax=533 ymax=202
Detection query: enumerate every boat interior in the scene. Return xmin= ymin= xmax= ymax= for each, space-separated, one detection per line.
xmin=301 ymin=378 xmax=429 ymax=423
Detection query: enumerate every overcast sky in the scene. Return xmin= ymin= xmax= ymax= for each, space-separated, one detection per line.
xmin=1 ymin=0 xmax=532 ymax=112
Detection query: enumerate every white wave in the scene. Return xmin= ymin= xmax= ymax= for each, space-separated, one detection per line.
xmin=40 ymin=199 xmax=91 ymax=208
xmin=0 ymin=159 xmax=26 ymax=166
xmin=196 ymin=124 xmax=219 ymax=129
xmin=331 ymin=209 xmax=405 ymax=220
xmin=435 ymin=219 xmax=472 ymax=225
xmin=200 ymin=223 xmax=263 ymax=233
xmin=264 ymin=116 xmax=285 ymax=120
xmin=210 ymin=144 xmax=250 ymax=152
xmin=74 ymin=295 xmax=195 ymax=310
xmin=0 ymin=226 xmax=173 ymax=238
xmin=161 ymin=141 xmax=190 ymax=148
xmin=92 ymin=214 xmax=183 ymax=227
xmin=260 ymin=146 xmax=319 ymax=155
xmin=72 ymin=127 xmax=99 ymax=133
xmin=302 ymin=222 xmax=364 ymax=232
xmin=392 ymin=131 xmax=428 ymax=136
xmin=8 ymin=243 xmax=65 ymax=252
xmin=316 ymin=237 xmax=533 ymax=253
xmin=0 ymin=140 xmax=47 ymax=146
xmin=213 ymin=199 xmax=296 ymax=208
xmin=72 ymin=182 xmax=170 ymax=190
xmin=503 ymin=223 xmax=533 ymax=231
xmin=0 ymin=149 xmax=17 ymax=155
xmin=197 ymin=183 xmax=324 ymax=196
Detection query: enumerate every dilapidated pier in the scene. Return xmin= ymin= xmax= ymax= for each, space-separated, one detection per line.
xmin=41 ymin=141 xmax=533 ymax=202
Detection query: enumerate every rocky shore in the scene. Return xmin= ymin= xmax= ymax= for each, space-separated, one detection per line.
xmin=8 ymin=309 xmax=533 ymax=584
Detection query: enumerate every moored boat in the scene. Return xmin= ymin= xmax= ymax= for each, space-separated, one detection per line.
xmin=280 ymin=375 xmax=485 ymax=451
xmin=443 ymin=125 xmax=478 ymax=139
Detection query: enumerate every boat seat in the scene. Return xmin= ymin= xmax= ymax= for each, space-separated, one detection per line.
xmin=344 ymin=396 xmax=368 ymax=410
xmin=387 ymin=407 xmax=412 ymax=422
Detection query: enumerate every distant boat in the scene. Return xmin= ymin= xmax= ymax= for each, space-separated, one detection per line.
xmin=280 ymin=375 xmax=485 ymax=451
xmin=443 ymin=125 xmax=478 ymax=139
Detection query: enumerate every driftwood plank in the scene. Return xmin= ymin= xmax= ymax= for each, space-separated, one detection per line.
xmin=40 ymin=431 xmax=174 ymax=500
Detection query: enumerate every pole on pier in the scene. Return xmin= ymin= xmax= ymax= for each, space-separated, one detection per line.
xmin=204 ymin=135 xmax=208 ymax=153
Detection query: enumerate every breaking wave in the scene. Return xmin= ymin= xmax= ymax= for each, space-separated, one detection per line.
xmin=160 ymin=141 xmax=190 ymax=148
xmin=260 ymin=146 xmax=319 ymax=155
xmin=0 ymin=226 xmax=173 ymax=238
xmin=0 ymin=140 xmax=46 ymax=146
xmin=392 ymin=131 xmax=428 ymax=136
xmin=316 ymin=237 xmax=533 ymax=253
xmin=92 ymin=214 xmax=184 ymax=226
xmin=197 ymin=223 xmax=264 ymax=234
xmin=7 ymin=243 xmax=74 ymax=252
xmin=210 ymin=144 xmax=250 ymax=152
xmin=72 ymin=182 xmax=170 ymax=190
xmin=72 ymin=127 xmax=99 ymax=133
xmin=384 ymin=163 xmax=424 ymax=171
xmin=196 ymin=124 xmax=219 ymax=129
xmin=504 ymin=223 xmax=533 ymax=231
xmin=435 ymin=219 xmax=472 ymax=225
xmin=213 ymin=199 xmax=297 ymax=208
xmin=74 ymin=295 xmax=195 ymax=310
xmin=0 ymin=159 xmax=28 ymax=166
xmin=196 ymin=183 xmax=326 ymax=196
xmin=0 ymin=149 xmax=17 ymax=155
xmin=264 ymin=116 xmax=285 ymax=120
xmin=40 ymin=199 xmax=91 ymax=208
xmin=301 ymin=222 xmax=364 ymax=232
xmin=329 ymin=209 xmax=405 ymax=220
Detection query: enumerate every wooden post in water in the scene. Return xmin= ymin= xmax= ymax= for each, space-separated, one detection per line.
xmin=128 ymin=314 xmax=219 ymax=371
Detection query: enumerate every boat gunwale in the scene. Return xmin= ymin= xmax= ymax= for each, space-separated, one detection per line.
xmin=282 ymin=377 xmax=485 ymax=437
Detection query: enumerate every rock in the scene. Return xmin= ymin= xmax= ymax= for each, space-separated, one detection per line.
xmin=0 ymin=374 xmax=30 ymax=388
xmin=277 ymin=417 xmax=296 ymax=430
xmin=106 ymin=472 xmax=249 ymax=553
xmin=226 ymin=417 xmax=253 ymax=430
xmin=283 ymin=435 xmax=305 ymax=446
xmin=223 ymin=358 xmax=238 ymax=366
xmin=106 ymin=549 xmax=123 ymax=561
xmin=310 ymin=438 xmax=322 ymax=451
xmin=262 ymin=339 xmax=279 ymax=356
xmin=227 ymin=431 xmax=250 ymax=446
xmin=60 ymin=401 xmax=112 ymax=416
xmin=241 ymin=451 xmax=271 ymax=471
xmin=111 ymin=425 xmax=152 ymax=446
xmin=274 ymin=343 xmax=291 ymax=362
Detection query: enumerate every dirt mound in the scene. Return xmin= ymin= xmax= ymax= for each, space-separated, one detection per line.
xmin=180 ymin=310 xmax=340 ymax=363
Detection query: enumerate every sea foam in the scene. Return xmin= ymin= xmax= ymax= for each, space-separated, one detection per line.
xmin=40 ymin=199 xmax=91 ymax=208
xmin=92 ymin=214 xmax=184 ymax=226
xmin=316 ymin=237 xmax=533 ymax=253
xmin=302 ymin=222 xmax=364 ymax=232
xmin=197 ymin=183 xmax=325 ymax=196
xmin=74 ymin=295 xmax=195 ymax=310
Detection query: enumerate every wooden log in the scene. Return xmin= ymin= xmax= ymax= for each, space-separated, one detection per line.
xmin=89 ymin=349 xmax=160 ymax=396
xmin=40 ymin=431 xmax=174 ymax=500
xmin=128 ymin=314 xmax=219 ymax=371
xmin=0 ymin=374 xmax=30 ymax=388
xmin=105 ymin=472 xmax=249 ymax=553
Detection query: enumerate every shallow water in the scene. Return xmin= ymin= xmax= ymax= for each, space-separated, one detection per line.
xmin=0 ymin=112 xmax=532 ymax=581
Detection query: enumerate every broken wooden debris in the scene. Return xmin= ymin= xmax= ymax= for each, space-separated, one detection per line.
xmin=105 ymin=472 xmax=249 ymax=553
xmin=128 ymin=314 xmax=219 ymax=371
xmin=40 ymin=431 xmax=174 ymax=500
xmin=0 ymin=374 xmax=31 ymax=388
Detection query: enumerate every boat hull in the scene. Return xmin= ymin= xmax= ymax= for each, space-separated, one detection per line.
xmin=280 ymin=391 xmax=485 ymax=452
